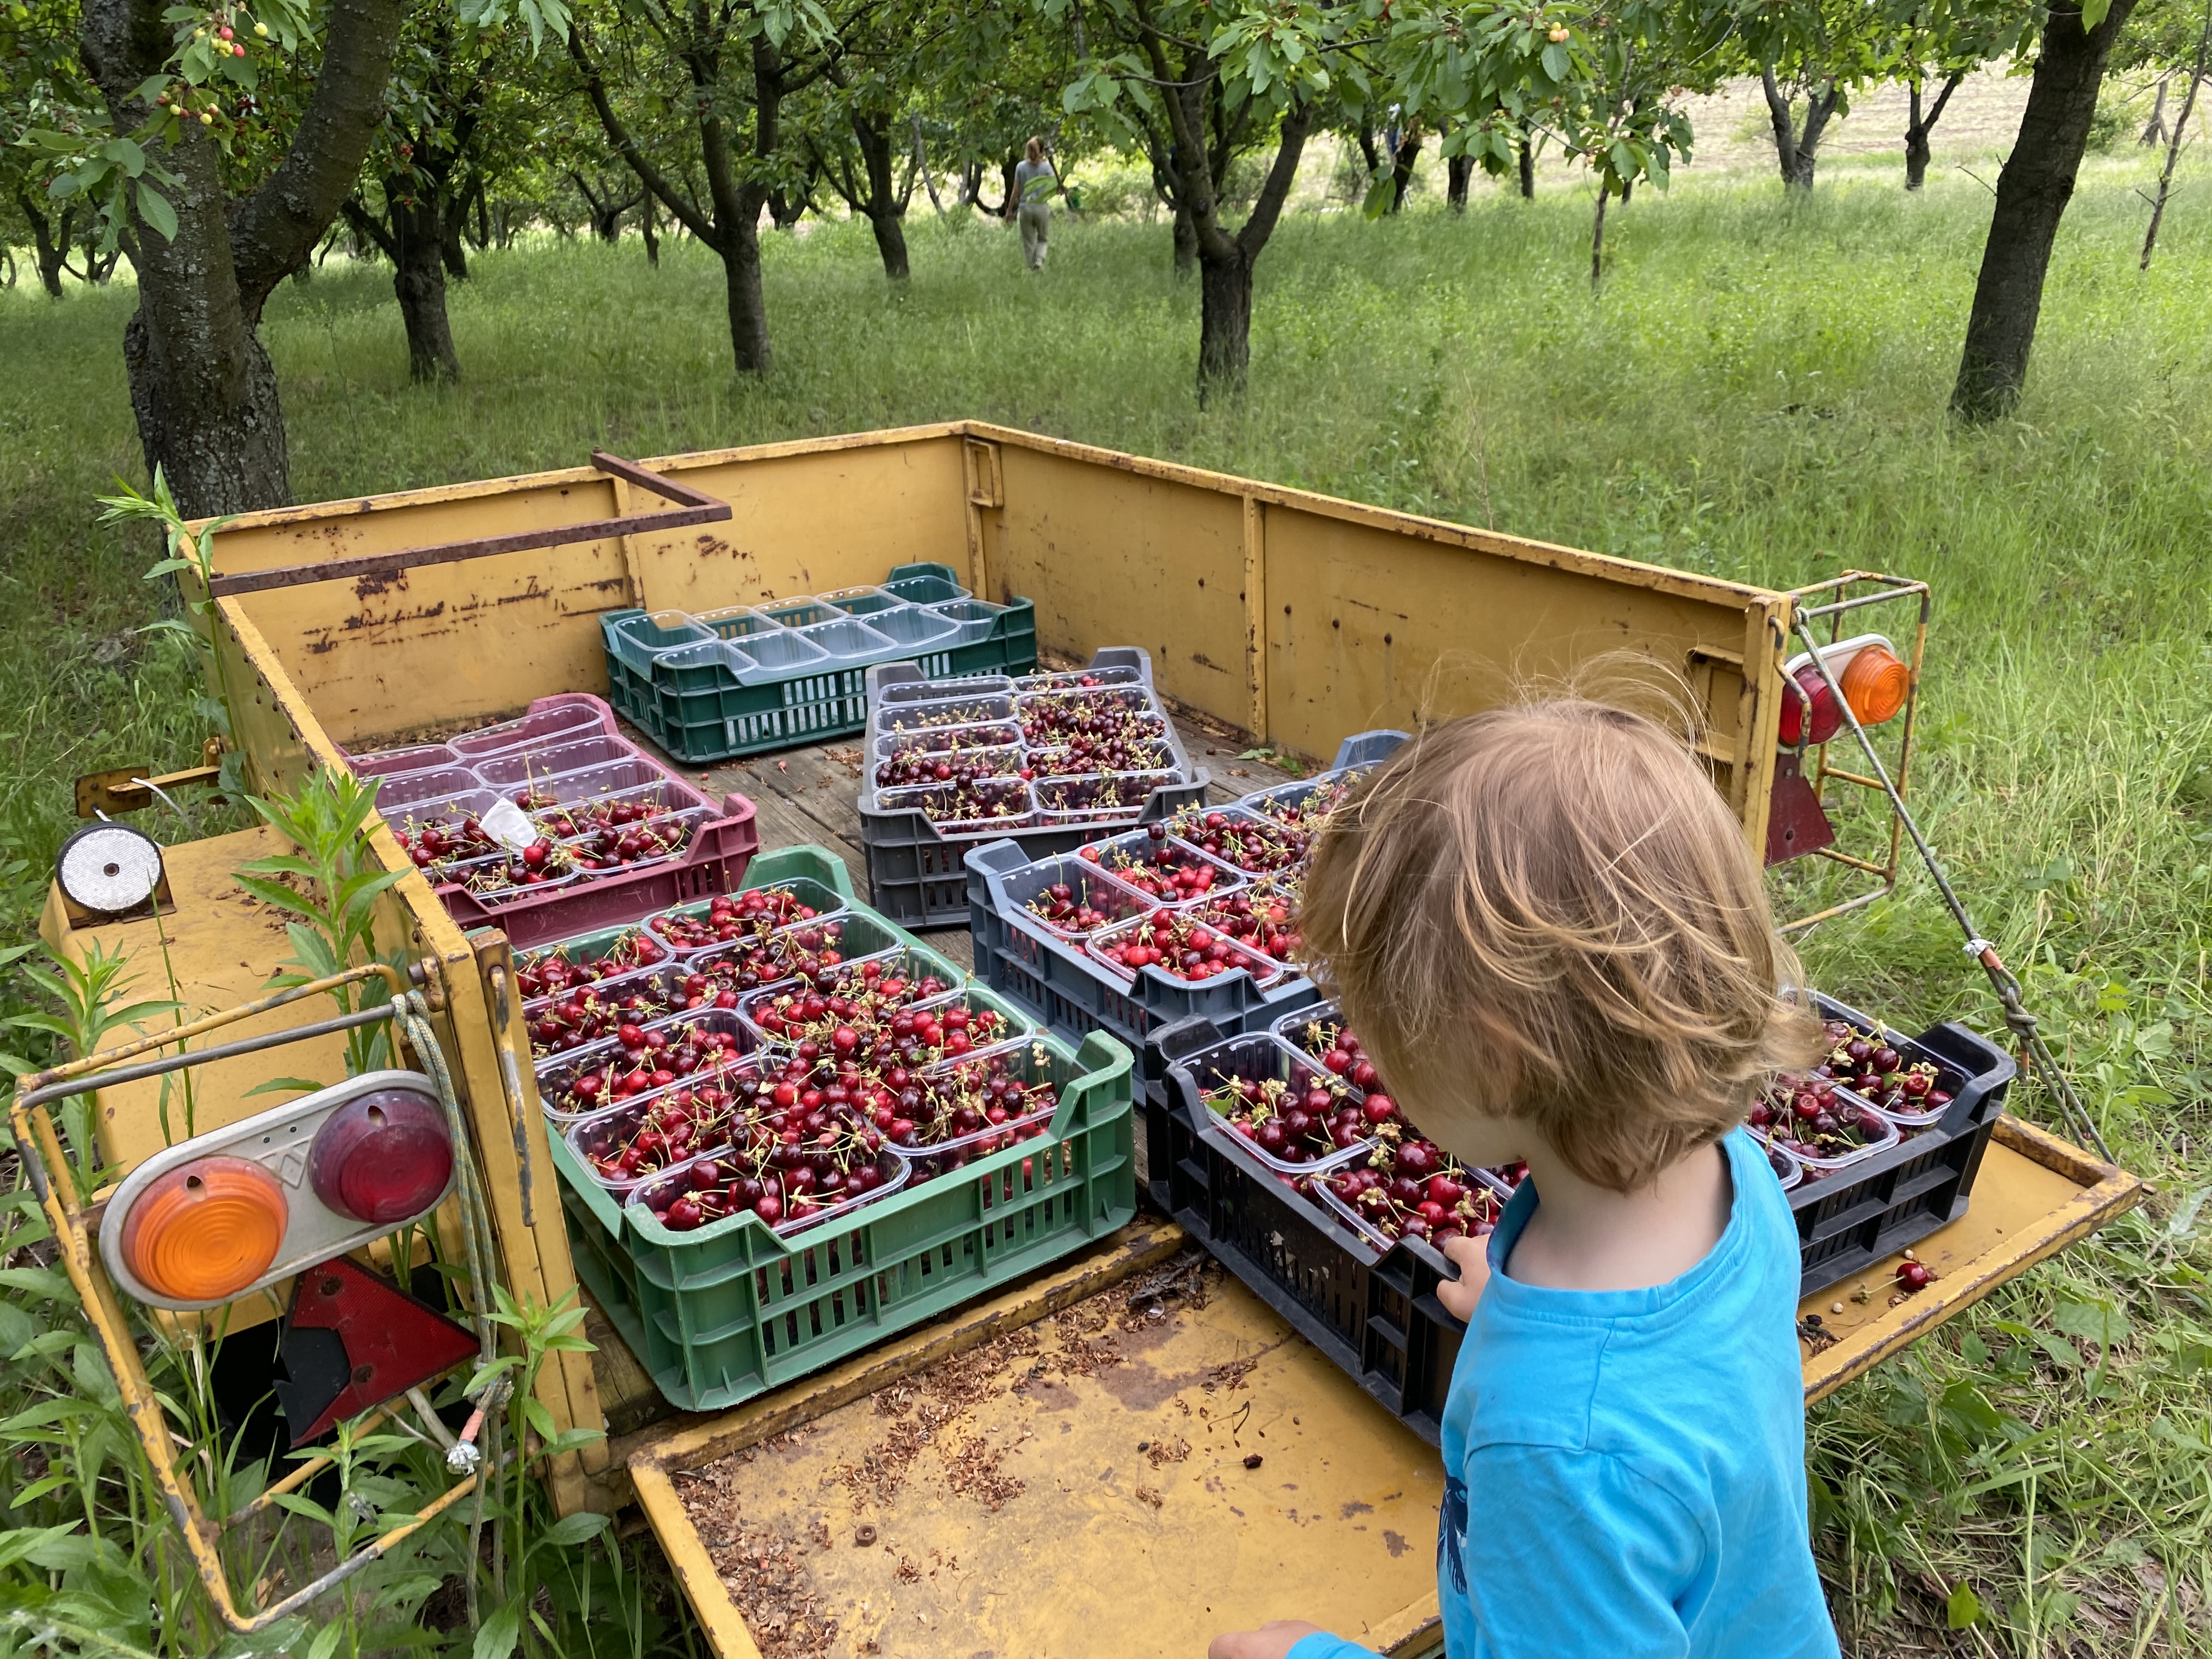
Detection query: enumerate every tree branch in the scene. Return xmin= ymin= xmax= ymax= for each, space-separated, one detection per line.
xmin=567 ymin=27 xmax=721 ymax=244
xmin=340 ymin=194 xmax=399 ymax=260
xmin=229 ymin=0 xmax=407 ymax=313
xmin=1233 ymin=98 xmax=1312 ymax=257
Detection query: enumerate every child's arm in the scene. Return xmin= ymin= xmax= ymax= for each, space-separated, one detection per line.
xmin=1206 ymin=1623 xmax=1362 ymax=1659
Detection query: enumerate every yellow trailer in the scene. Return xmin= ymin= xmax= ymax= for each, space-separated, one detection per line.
xmin=24 ymin=422 xmax=2141 ymax=1651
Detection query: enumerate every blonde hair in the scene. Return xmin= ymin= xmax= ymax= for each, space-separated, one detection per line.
xmin=1025 ymin=136 xmax=1045 ymax=162
xmin=1300 ymin=701 xmax=1819 ymax=1193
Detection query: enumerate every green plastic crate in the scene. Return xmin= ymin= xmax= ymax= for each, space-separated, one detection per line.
xmin=554 ymin=1026 xmax=1135 ymax=1412
xmin=600 ymin=563 xmax=1040 ymax=764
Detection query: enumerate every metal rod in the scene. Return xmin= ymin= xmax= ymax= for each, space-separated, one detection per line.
xmin=1811 ymin=847 xmax=1892 ymax=877
xmin=1793 ymin=586 xmax=1931 ymax=621
xmin=17 ymin=1003 xmax=397 ymax=1111
xmin=16 ymin=961 xmax=415 ymax=1096
xmin=1792 ymin=616 xmax=2112 ymax=1160
xmin=206 ymin=452 xmax=731 ymax=598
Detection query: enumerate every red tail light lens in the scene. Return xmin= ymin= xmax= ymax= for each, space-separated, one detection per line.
xmin=1776 ymin=664 xmax=1843 ymax=747
xmin=310 ymin=1086 xmax=454 ymax=1224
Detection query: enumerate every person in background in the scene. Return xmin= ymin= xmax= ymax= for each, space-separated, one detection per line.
xmin=1207 ymin=701 xmax=1842 ymax=1659
xmin=1007 ymin=136 xmax=1058 ymax=272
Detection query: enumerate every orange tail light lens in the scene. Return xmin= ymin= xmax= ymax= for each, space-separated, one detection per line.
xmin=120 ymin=1156 xmax=287 ymax=1302
xmin=1839 ymin=643 xmax=1910 ymax=727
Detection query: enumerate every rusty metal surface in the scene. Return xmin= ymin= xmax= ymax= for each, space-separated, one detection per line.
xmin=205 ymin=452 xmax=733 ymax=599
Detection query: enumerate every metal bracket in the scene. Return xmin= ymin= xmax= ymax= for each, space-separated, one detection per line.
xmin=6 ymin=960 xmax=501 ymax=1634
xmin=75 ymin=737 xmax=229 ymax=817
xmin=203 ymin=450 xmax=733 ymax=599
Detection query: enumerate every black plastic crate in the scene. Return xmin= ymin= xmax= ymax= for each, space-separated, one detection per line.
xmin=1146 ymin=1015 xmax=1463 ymax=1444
xmin=858 ymin=647 xmax=1209 ymax=927
xmin=1147 ymin=994 xmax=2018 ymax=1442
xmin=964 ymin=727 xmax=1408 ymax=1081
xmin=1784 ymin=994 xmax=2015 ymax=1296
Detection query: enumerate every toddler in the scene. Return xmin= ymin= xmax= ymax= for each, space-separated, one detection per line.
xmin=1209 ymin=701 xmax=1839 ymax=1659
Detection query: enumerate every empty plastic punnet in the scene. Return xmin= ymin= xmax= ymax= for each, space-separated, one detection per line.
xmin=376 ymin=765 xmax=485 ymax=811
xmin=867 ymin=605 xmax=964 ymax=651
xmin=449 ymin=697 xmax=612 ymax=758
xmin=350 ymin=742 xmax=460 ymax=778
xmin=792 ymin=617 xmax=896 ymax=661
xmin=820 ymin=585 xmax=904 ymax=617
xmin=474 ymin=735 xmax=641 ymax=791
xmin=727 ymin=629 xmax=831 ymax=676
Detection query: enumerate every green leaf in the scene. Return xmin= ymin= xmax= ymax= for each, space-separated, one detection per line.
xmin=472 ymin=1601 xmax=522 ymax=1659
xmin=1946 ymin=1581 xmax=1983 ymax=1629
xmin=0 ymin=1268 xmax=77 ymax=1306
xmin=243 ymin=1077 xmax=325 ymax=1098
xmin=306 ymin=1621 xmax=344 ymax=1659
xmin=533 ymin=1511 xmax=611 ymax=1551
xmin=2035 ymin=1331 xmax=2082 ymax=1370
xmin=2053 ymin=1298 xmax=2131 ymax=1350
xmin=2079 ymin=0 xmax=2111 ymax=29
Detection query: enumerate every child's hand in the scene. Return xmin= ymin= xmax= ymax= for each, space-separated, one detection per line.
xmin=1207 ymin=1620 xmax=1323 ymax=1658
xmin=1436 ymin=1233 xmax=1491 ymax=1321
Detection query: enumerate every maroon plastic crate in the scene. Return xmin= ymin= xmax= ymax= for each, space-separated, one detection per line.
xmin=433 ymin=792 xmax=760 ymax=949
xmin=353 ymin=693 xmax=759 ymax=950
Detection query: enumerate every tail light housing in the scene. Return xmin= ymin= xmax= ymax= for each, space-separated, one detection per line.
xmin=1778 ymin=634 xmax=1910 ymax=748
xmin=101 ymin=1071 xmax=455 ymax=1311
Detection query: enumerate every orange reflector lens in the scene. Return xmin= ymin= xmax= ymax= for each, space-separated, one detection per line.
xmin=120 ymin=1156 xmax=287 ymax=1302
xmin=1840 ymin=644 xmax=1910 ymax=727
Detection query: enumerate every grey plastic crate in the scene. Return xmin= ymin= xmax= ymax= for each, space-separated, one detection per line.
xmin=859 ymin=648 xmax=1210 ymax=927
xmin=964 ymin=729 xmax=1409 ymax=1081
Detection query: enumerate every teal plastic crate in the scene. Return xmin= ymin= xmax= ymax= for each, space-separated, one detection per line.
xmin=554 ymin=1026 xmax=1135 ymax=1412
xmin=600 ymin=563 xmax=1039 ymax=764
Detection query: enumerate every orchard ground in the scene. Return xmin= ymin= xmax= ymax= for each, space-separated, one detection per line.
xmin=6 ymin=135 xmax=2212 ymax=1657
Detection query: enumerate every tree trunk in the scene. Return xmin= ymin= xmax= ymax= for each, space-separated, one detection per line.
xmin=851 ymin=110 xmax=910 ymax=279
xmin=1951 ymin=0 xmax=2141 ymax=421
xmin=1197 ymin=244 xmax=1252 ymax=394
xmin=391 ymin=194 xmax=459 ymax=382
xmin=1518 ymin=132 xmax=1536 ymax=199
xmin=1172 ymin=200 xmax=1197 ymax=273
xmin=1190 ymin=103 xmax=1313 ymax=403
xmin=82 ymin=0 xmax=402 ymax=515
xmin=442 ymin=181 xmax=472 ymax=278
xmin=1388 ymin=130 xmax=1420 ymax=212
xmin=2142 ymin=74 xmax=2170 ymax=144
xmin=1591 ymin=179 xmax=1609 ymax=287
xmin=723 ymin=218 xmax=771 ymax=373
xmin=1762 ymin=67 xmax=1841 ymax=188
xmin=912 ymin=114 xmax=946 ymax=215
xmin=1906 ymin=82 xmax=1932 ymax=188
xmin=2140 ymin=0 xmax=2211 ymax=267
xmin=1760 ymin=67 xmax=1801 ymax=183
xmin=1447 ymin=153 xmax=1471 ymax=210
xmin=868 ymin=211 xmax=910 ymax=280
xmin=641 ymin=197 xmax=660 ymax=266
xmin=16 ymin=193 xmax=73 ymax=297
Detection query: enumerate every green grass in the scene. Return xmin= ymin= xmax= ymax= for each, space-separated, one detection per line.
xmin=8 ymin=151 xmax=2212 ymax=1654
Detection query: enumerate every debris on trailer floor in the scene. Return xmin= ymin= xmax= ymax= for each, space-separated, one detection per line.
xmin=672 ymin=1249 xmax=1445 ymax=1659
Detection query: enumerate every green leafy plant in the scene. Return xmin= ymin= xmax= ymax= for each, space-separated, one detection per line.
xmin=233 ymin=769 xmax=407 ymax=1079
xmin=1 ymin=940 xmax=182 ymax=1191
xmin=95 ymin=471 xmax=250 ymax=802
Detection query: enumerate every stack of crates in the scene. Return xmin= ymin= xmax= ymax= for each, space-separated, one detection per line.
xmin=601 ymin=563 xmax=1037 ymax=764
